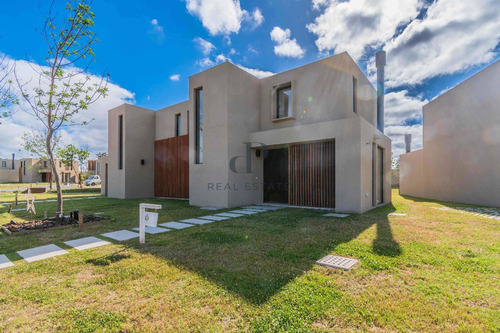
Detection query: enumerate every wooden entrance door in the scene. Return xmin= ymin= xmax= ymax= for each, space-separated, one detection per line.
xmin=154 ymin=135 xmax=189 ymax=198
xmin=289 ymin=140 xmax=335 ymax=208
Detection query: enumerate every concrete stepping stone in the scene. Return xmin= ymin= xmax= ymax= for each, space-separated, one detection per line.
xmin=216 ymin=212 xmax=243 ymax=218
xmin=230 ymin=209 xmax=260 ymax=215
xmin=159 ymin=222 xmax=194 ymax=229
xmin=132 ymin=226 xmax=170 ymax=234
xmin=101 ymin=230 xmax=139 ymax=241
xmin=200 ymin=206 xmax=222 ymax=210
xmin=324 ymin=213 xmax=350 ymax=218
xmin=254 ymin=205 xmax=283 ymax=210
xmin=64 ymin=237 xmax=111 ymax=251
xmin=0 ymin=254 xmax=14 ymax=269
xmin=199 ymin=215 xmax=229 ymax=221
xmin=180 ymin=218 xmax=214 ymax=225
xmin=241 ymin=206 xmax=269 ymax=211
xmin=17 ymin=244 xmax=68 ymax=263
xmin=388 ymin=213 xmax=407 ymax=216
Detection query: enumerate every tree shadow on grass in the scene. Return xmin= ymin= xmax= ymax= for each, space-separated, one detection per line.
xmin=86 ymin=249 xmax=130 ymax=266
xmin=131 ymin=204 xmax=401 ymax=305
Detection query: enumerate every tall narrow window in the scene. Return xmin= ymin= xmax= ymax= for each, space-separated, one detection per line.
xmin=276 ymin=85 xmax=292 ymax=119
xmin=118 ymin=115 xmax=123 ymax=170
xmin=175 ymin=113 xmax=181 ymax=137
xmin=352 ymin=76 xmax=358 ymax=113
xmin=187 ymin=111 xmax=189 ymax=134
xmin=195 ymin=88 xmax=203 ymax=164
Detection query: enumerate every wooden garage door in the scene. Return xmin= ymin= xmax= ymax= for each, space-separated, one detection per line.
xmin=289 ymin=140 xmax=335 ymax=208
xmin=154 ymin=135 xmax=189 ymax=198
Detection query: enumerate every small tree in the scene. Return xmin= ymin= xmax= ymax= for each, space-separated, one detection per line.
xmin=57 ymin=144 xmax=89 ymax=188
xmin=0 ymin=55 xmax=18 ymax=122
xmin=95 ymin=152 xmax=107 ymax=159
xmin=15 ymin=1 xmax=109 ymax=215
xmin=22 ymin=130 xmax=62 ymax=190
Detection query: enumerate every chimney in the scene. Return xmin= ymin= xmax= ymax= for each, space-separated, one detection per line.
xmin=12 ymin=153 xmax=15 ymax=170
xmin=405 ymin=134 xmax=412 ymax=153
xmin=376 ymin=51 xmax=386 ymax=133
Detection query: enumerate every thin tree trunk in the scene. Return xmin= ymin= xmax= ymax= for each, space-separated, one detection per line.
xmin=46 ymin=131 xmax=63 ymax=215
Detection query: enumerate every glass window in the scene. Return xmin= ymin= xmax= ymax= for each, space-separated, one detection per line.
xmin=195 ymin=88 xmax=203 ymax=164
xmin=175 ymin=113 xmax=181 ymax=137
xmin=277 ymin=85 xmax=292 ymax=119
xmin=353 ymin=76 xmax=358 ymax=113
xmin=118 ymin=115 xmax=123 ymax=169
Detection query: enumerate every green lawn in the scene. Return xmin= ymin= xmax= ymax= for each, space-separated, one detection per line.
xmin=0 ymin=189 xmax=498 ymax=332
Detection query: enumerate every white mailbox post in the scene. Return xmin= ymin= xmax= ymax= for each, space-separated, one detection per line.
xmin=139 ymin=203 xmax=162 ymax=244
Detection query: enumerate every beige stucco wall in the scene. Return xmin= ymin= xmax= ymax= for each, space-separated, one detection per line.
xmin=400 ymin=60 xmax=500 ymax=207
xmin=155 ymin=101 xmax=189 ymax=141
xmin=188 ymin=63 xmax=231 ymax=207
xmin=399 ymin=149 xmax=425 ymax=199
xmin=107 ymin=104 xmax=155 ymax=199
xmin=0 ymin=158 xmax=20 ymax=182
xmin=99 ymin=155 xmax=108 ymax=196
xmin=259 ymin=52 xmax=377 ymax=132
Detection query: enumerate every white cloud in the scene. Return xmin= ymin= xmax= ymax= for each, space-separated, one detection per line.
xmin=215 ymin=54 xmax=229 ymax=62
xmin=148 ymin=18 xmax=165 ymax=45
xmin=193 ymin=37 xmax=216 ymax=55
xmin=385 ymin=90 xmax=427 ymax=126
xmin=307 ymin=0 xmax=421 ymax=61
xmin=169 ymin=74 xmax=181 ymax=81
xmin=374 ymin=0 xmax=500 ymax=88
xmin=249 ymin=8 xmax=264 ymax=28
xmin=196 ymin=57 xmax=215 ymax=67
xmin=185 ymin=0 xmax=263 ymax=35
xmin=0 ymin=56 xmax=134 ymax=158
xmin=236 ymin=64 xmax=274 ymax=79
xmin=270 ymin=27 xmax=305 ymax=58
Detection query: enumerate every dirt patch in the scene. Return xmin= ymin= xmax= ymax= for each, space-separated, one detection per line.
xmin=2 ymin=215 xmax=110 ymax=233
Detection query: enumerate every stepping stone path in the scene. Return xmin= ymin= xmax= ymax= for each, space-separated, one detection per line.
xmin=132 ymin=226 xmax=170 ymax=234
xmin=0 ymin=254 xmax=14 ymax=269
xmin=199 ymin=215 xmax=229 ymax=221
xmin=200 ymin=206 xmax=222 ymax=210
xmin=17 ymin=244 xmax=68 ymax=263
xmin=159 ymin=222 xmax=194 ymax=229
xmin=64 ymin=237 xmax=111 ymax=251
xmin=389 ymin=213 xmax=407 ymax=216
xmin=180 ymin=218 xmax=214 ymax=225
xmin=101 ymin=230 xmax=139 ymax=241
xmin=432 ymin=206 xmax=500 ymax=220
xmin=324 ymin=213 xmax=350 ymax=218
xmin=230 ymin=209 xmax=259 ymax=215
xmin=216 ymin=212 xmax=243 ymax=218
xmin=2 ymin=203 xmax=285 ymax=270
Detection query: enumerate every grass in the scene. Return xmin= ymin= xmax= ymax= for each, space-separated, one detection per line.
xmin=0 ymin=189 xmax=499 ymax=332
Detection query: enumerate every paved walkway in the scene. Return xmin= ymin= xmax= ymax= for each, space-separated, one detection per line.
xmin=0 ymin=205 xmax=283 ymax=269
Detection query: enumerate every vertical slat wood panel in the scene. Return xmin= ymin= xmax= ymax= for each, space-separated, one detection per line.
xmin=154 ymin=135 xmax=189 ymax=198
xmin=289 ymin=140 xmax=335 ymax=208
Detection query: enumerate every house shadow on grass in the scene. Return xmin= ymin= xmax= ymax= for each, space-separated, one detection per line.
xmin=131 ymin=204 xmax=401 ymax=305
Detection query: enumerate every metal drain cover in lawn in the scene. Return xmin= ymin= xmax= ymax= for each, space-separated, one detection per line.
xmin=316 ymin=255 xmax=358 ymax=271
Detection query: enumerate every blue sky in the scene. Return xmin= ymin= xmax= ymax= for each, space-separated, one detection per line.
xmin=0 ymin=0 xmax=499 ymax=157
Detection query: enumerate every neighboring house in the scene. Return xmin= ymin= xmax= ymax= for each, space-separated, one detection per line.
xmin=104 ymin=52 xmax=392 ymax=213
xmin=88 ymin=160 xmax=101 ymax=176
xmin=0 ymin=155 xmax=21 ymax=183
xmin=18 ymin=158 xmax=79 ymax=184
xmin=400 ymin=60 xmax=500 ymax=208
